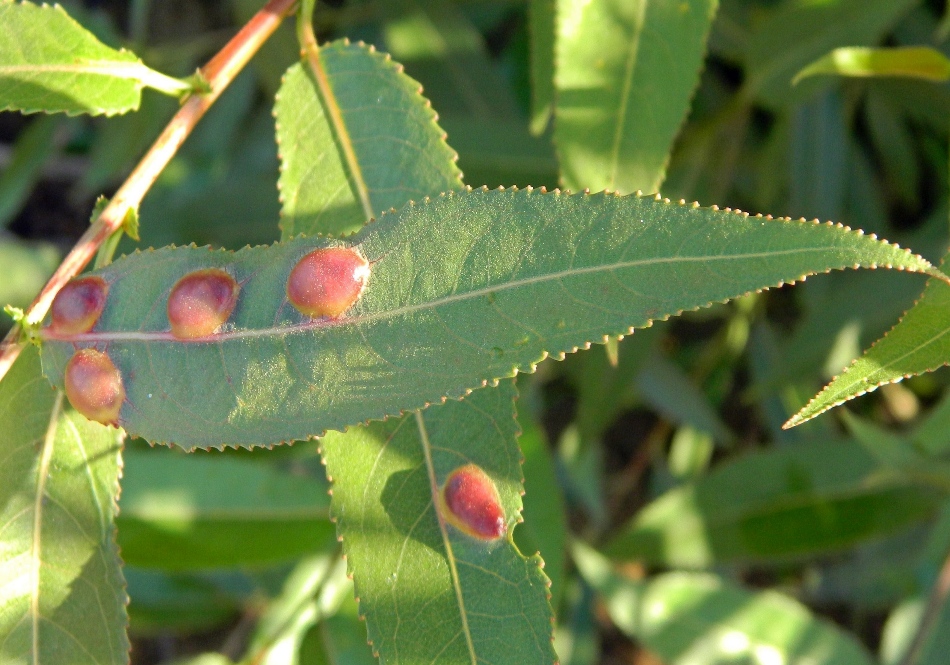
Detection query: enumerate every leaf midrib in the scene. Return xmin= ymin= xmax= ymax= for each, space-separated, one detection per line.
xmin=415 ymin=411 xmax=478 ymax=665
xmin=42 ymin=244 xmax=873 ymax=345
xmin=31 ymin=392 xmax=62 ymax=665
xmin=788 ymin=310 xmax=950 ymax=426
xmin=608 ymin=0 xmax=648 ymax=190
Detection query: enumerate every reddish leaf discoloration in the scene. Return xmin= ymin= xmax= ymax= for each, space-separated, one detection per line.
xmin=49 ymin=276 xmax=108 ymax=335
xmin=167 ymin=268 xmax=239 ymax=339
xmin=286 ymin=247 xmax=369 ymax=318
xmin=64 ymin=348 xmax=125 ymax=425
xmin=441 ymin=464 xmax=506 ymax=541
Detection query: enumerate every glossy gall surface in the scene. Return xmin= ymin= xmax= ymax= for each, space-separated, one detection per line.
xmin=167 ymin=269 xmax=239 ymax=339
xmin=286 ymin=247 xmax=369 ymax=318
xmin=64 ymin=349 xmax=125 ymax=425
xmin=441 ymin=464 xmax=506 ymax=541
xmin=49 ymin=276 xmax=108 ymax=335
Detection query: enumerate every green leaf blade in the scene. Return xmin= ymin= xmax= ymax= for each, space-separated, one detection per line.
xmin=794 ymin=46 xmax=950 ymax=84
xmin=117 ymin=447 xmax=335 ymax=570
xmin=574 ymin=543 xmax=875 ymax=665
xmin=554 ymin=0 xmax=718 ymax=193
xmin=0 ymin=2 xmax=189 ymax=116
xmin=275 ymin=40 xmax=463 ymax=238
xmin=0 ymin=346 xmax=128 ymax=664
xmin=788 ymin=267 xmax=950 ymax=429
xmin=605 ymin=438 xmax=940 ymax=567
xmin=319 ymin=380 xmax=556 ymax=665
xmin=39 ymin=189 xmax=940 ymax=449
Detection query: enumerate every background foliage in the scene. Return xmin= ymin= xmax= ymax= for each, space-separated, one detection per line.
xmin=4 ymin=0 xmax=950 ymax=664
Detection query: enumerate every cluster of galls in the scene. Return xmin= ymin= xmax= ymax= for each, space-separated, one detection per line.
xmin=48 ymin=247 xmax=370 ymax=426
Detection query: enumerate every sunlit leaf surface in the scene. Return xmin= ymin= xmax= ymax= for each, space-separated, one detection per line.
xmin=0 ymin=2 xmax=189 ymax=115
xmin=38 ymin=189 xmax=940 ymax=449
xmin=0 ymin=346 xmax=127 ymax=663
xmin=320 ymin=380 xmax=556 ymax=665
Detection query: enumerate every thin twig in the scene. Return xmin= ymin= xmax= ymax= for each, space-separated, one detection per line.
xmin=0 ymin=0 xmax=299 ymax=383
xmin=899 ymin=546 xmax=950 ymax=665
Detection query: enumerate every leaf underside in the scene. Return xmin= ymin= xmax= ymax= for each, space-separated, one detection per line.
xmin=788 ymin=264 xmax=950 ymax=428
xmin=0 ymin=2 xmax=167 ymax=115
xmin=39 ymin=188 xmax=938 ymax=449
xmin=320 ymin=380 xmax=555 ymax=665
xmin=275 ymin=39 xmax=463 ymax=238
xmin=0 ymin=346 xmax=128 ymax=664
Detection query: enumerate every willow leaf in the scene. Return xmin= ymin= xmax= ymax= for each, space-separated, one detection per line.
xmin=794 ymin=46 xmax=950 ymax=84
xmin=574 ymin=543 xmax=875 ymax=665
xmin=605 ymin=438 xmax=940 ymax=567
xmin=0 ymin=346 xmax=128 ymax=663
xmin=320 ymin=380 xmax=555 ymax=665
xmin=275 ymin=40 xmax=462 ymax=238
xmin=0 ymin=1 xmax=190 ymax=116
xmin=529 ymin=0 xmax=556 ymax=134
xmin=554 ymin=0 xmax=718 ymax=193
xmin=788 ymin=264 xmax=950 ymax=429
xmin=39 ymin=188 xmax=941 ymax=449
xmin=117 ymin=448 xmax=335 ymax=570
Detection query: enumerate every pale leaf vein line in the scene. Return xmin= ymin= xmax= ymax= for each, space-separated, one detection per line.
xmin=415 ymin=411 xmax=477 ymax=665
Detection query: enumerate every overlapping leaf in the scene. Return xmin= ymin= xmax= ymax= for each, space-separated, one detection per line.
xmin=742 ymin=0 xmax=916 ymax=107
xmin=0 ymin=1 xmax=190 ymax=116
xmin=788 ymin=262 xmax=950 ymax=429
xmin=528 ymin=0 xmax=555 ymax=134
xmin=275 ymin=40 xmax=462 ymax=238
xmin=794 ymin=46 xmax=950 ymax=84
xmin=319 ymin=380 xmax=555 ymax=665
xmin=605 ymin=438 xmax=941 ymax=567
xmin=554 ymin=0 xmax=718 ymax=194
xmin=117 ymin=447 xmax=335 ymax=570
xmin=38 ymin=188 xmax=943 ymax=449
xmin=0 ymin=346 xmax=128 ymax=663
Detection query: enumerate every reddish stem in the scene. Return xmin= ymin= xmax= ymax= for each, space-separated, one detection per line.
xmin=0 ymin=0 xmax=298 ymax=382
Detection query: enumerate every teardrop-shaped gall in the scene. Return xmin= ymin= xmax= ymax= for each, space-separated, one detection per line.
xmin=286 ymin=247 xmax=369 ymax=318
xmin=167 ymin=269 xmax=240 ymax=339
xmin=441 ymin=464 xmax=506 ymax=541
xmin=64 ymin=349 xmax=125 ymax=426
xmin=49 ymin=276 xmax=108 ymax=335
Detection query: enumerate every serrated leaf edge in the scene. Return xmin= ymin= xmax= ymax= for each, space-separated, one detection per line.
xmin=0 ymin=3 xmax=150 ymax=117
xmin=273 ymin=38 xmax=464 ymax=237
xmin=784 ymin=271 xmax=950 ymax=429
xmin=42 ymin=187 xmax=941 ymax=451
xmin=316 ymin=387 xmax=555 ymax=662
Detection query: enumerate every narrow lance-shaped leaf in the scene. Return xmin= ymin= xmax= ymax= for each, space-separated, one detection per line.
xmin=38 ymin=188 xmax=942 ymax=449
xmin=794 ymin=46 xmax=950 ymax=84
xmin=275 ymin=40 xmax=462 ymax=238
xmin=573 ymin=542 xmax=876 ymax=665
xmin=529 ymin=0 xmax=556 ymax=134
xmin=319 ymin=380 xmax=556 ymax=665
xmin=554 ymin=0 xmax=718 ymax=194
xmin=787 ymin=262 xmax=950 ymax=429
xmin=605 ymin=438 xmax=940 ymax=568
xmin=0 ymin=346 xmax=128 ymax=664
xmin=0 ymin=1 xmax=191 ymax=116
xmin=117 ymin=448 xmax=336 ymax=570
